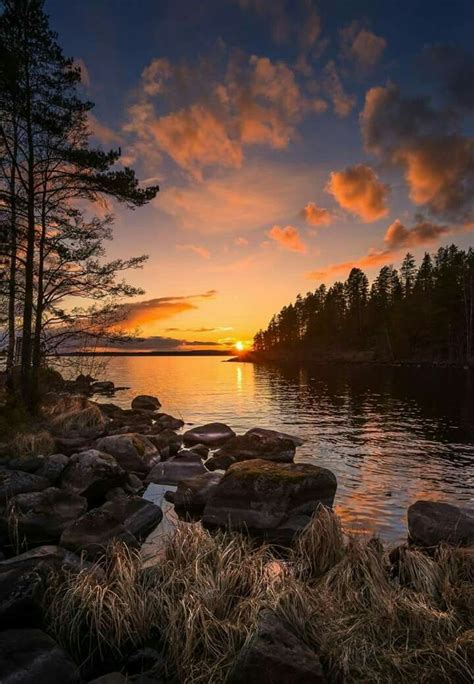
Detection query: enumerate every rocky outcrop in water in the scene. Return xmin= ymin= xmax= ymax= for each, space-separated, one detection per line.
xmin=408 ymin=500 xmax=474 ymax=548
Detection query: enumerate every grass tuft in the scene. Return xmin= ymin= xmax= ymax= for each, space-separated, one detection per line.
xmin=9 ymin=430 xmax=55 ymax=457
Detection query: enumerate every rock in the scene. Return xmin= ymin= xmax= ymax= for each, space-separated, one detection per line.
xmin=153 ymin=413 xmax=184 ymax=431
xmin=183 ymin=422 xmax=236 ymax=448
xmin=0 ymin=470 xmax=49 ymax=504
xmin=60 ymin=449 xmax=127 ymax=504
xmin=408 ymin=500 xmax=474 ymax=548
xmin=91 ymin=381 xmax=115 ymax=393
xmin=189 ymin=444 xmax=209 ymax=459
xmin=55 ymin=436 xmax=91 ymax=456
xmin=96 ymin=434 xmax=161 ymax=473
xmin=101 ymin=496 xmax=163 ymax=540
xmin=4 ymin=487 xmax=87 ymax=544
xmin=146 ymin=459 xmax=207 ymax=486
xmin=0 ymin=628 xmax=79 ymax=683
xmin=0 ymin=546 xmax=83 ymax=629
xmin=205 ymin=433 xmax=295 ymax=471
xmin=245 ymin=427 xmax=304 ymax=447
xmin=146 ymin=429 xmax=182 ymax=458
xmin=36 ymin=453 xmax=69 ymax=483
xmin=173 ymin=472 xmax=224 ymax=514
xmin=174 ymin=449 xmax=203 ymax=463
xmin=51 ymin=406 xmax=107 ymax=440
xmin=131 ymin=395 xmax=161 ymax=412
xmin=88 ymin=675 xmax=128 ymax=684
xmin=6 ymin=456 xmax=44 ymax=473
xmin=60 ymin=509 xmax=138 ymax=558
xmin=202 ymin=459 xmax=337 ymax=544
xmin=228 ymin=610 xmax=326 ymax=683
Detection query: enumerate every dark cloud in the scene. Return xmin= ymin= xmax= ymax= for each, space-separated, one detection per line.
xmin=104 ymin=336 xmax=220 ymax=351
xmin=384 ymin=218 xmax=449 ymax=249
xmin=361 ymin=83 xmax=474 ymax=220
xmin=120 ymin=290 xmax=217 ymax=327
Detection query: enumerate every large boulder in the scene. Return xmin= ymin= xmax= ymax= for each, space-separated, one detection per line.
xmin=245 ymin=427 xmax=304 ymax=447
xmin=101 ymin=496 xmax=163 ymax=540
xmin=0 ymin=470 xmax=49 ymax=504
xmin=146 ymin=457 xmax=207 ymax=486
xmin=0 ymin=628 xmax=79 ymax=683
xmin=206 ymin=433 xmax=295 ymax=471
xmin=36 ymin=453 xmax=69 ymax=484
xmin=131 ymin=395 xmax=161 ymax=412
xmin=153 ymin=413 xmax=184 ymax=431
xmin=4 ymin=488 xmax=87 ymax=544
xmin=408 ymin=500 xmax=474 ymax=548
xmin=202 ymin=459 xmax=337 ymax=544
xmin=60 ymin=509 xmax=139 ymax=558
xmin=60 ymin=450 xmax=127 ymax=503
xmin=0 ymin=547 xmax=83 ymax=629
xmin=172 ymin=471 xmax=224 ymax=515
xmin=228 ymin=610 xmax=326 ymax=683
xmin=183 ymin=422 xmax=236 ymax=448
xmin=96 ymin=434 xmax=161 ymax=473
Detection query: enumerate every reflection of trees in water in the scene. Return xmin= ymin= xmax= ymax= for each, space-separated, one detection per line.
xmin=252 ymin=363 xmax=474 ymax=447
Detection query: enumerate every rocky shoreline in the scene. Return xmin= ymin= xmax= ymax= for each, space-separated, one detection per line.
xmin=0 ymin=373 xmax=473 ymax=683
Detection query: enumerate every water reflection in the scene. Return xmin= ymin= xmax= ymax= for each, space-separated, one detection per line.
xmin=91 ymin=356 xmax=474 ymax=541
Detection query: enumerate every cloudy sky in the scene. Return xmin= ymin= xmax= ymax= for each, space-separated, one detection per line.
xmin=46 ymin=0 xmax=474 ymax=350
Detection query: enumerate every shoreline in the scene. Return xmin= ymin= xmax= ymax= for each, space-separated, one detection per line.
xmin=229 ymin=350 xmax=474 ymax=370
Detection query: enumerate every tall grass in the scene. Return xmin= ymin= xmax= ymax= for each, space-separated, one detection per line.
xmin=9 ymin=429 xmax=55 ymax=457
xmin=44 ymin=508 xmax=474 ymax=683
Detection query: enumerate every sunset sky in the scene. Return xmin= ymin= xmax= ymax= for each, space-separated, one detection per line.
xmin=46 ymin=0 xmax=474 ymax=351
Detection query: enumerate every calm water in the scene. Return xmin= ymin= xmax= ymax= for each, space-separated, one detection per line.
xmin=89 ymin=356 xmax=474 ymax=542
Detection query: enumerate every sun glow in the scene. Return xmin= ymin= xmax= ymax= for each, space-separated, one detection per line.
xmin=235 ymin=341 xmax=244 ymax=352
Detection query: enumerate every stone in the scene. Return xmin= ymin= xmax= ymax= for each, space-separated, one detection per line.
xmin=146 ymin=459 xmax=207 ymax=486
xmin=0 ymin=546 xmax=83 ymax=629
xmin=4 ymin=487 xmax=87 ymax=544
xmin=245 ymin=427 xmax=304 ymax=447
xmin=131 ymin=395 xmax=161 ymax=412
xmin=91 ymin=381 xmax=115 ymax=393
xmin=153 ymin=413 xmax=184 ymax=431
xmin=189 ymin=443 xmax=209 ymax=459
xmin=0 ymin=629 xmax=79 ymax=683
xmin=60 ymin=509 xmax=139 ymax=558
xmin=173 ymin=471 xmax=224 ymax=514
xmin=146 ymin=429 xmax=182 ymax=458
xmin=60 ymin=449 xmax=127 ymax=503
xmin=55 ymin=436 xmax=91 ymax=456
xmin=0 ymin=470 xmax=49 ymax=504
xmin=205 ymin=433 xmax=295 ymax=471
xmin=6 ymin=456 xmax=44 ymax=473
xmin=174 ymin=449 xmax=203 ymax=463
xmin=88 ymin=675 xmax=128 ymax=684
xmin=101 ymin=496 xmax=163 ymax=540
xmin=228 ymin=610 xmax=326 ymax=683
xmin=96 ymin=434 xmax=161 ymax=473
xmin=36 ymin=453 xmax=69 ymax=483
xmin=202 ymin=459 xmax=337 ymax=544
xmin=408 ymin=500 xmax=474 ymax=548
xmin=183 ymin=422 xmax=236 ymax=448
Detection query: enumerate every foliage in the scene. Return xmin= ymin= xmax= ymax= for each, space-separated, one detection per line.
xmin=254 ymin=246 xmax=474 ymax=363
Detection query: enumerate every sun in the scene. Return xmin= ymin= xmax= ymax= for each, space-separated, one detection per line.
xmin=235 ymin=341 xmax=244 ymax=352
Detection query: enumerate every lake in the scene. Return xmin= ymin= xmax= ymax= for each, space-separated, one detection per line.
xmin=86 ymin=355 xmax=474 ymax=542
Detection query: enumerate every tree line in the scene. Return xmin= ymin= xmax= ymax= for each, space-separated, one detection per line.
xmin=254 ymin=246 xmax=474 ymax=364
xmin=0 ymin=0 xmax=157 ymax=409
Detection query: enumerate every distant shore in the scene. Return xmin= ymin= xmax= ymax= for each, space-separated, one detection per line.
xmin=58 ymin=350 xmax=232 ymax=357
xmin=229 ymin=350 xmax=473 ymax=369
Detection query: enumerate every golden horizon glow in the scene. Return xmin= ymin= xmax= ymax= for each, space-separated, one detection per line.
xmin=235 ymin=341 xmax=244 ymax=352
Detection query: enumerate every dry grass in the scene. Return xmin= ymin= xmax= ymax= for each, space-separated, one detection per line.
xmin=41 ymin=393 xmax=90 ymax=418
xmin=9 ymin=430 xmax=55 ymax=457
xmin=50 ymin=404 xmax=106 ymax=435
xmin=44 ymin=511 xmax=474 ymax=683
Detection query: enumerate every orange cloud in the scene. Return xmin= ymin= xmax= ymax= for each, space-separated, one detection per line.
xmin=234 ymin=236 xmax=249 ymax=246
xmin=125 ymin=51 xmax=326 ymax=177
xmin=327 ymin=164 xmax=390 ymax=222
xmin=307 ymin=249 xmax=392 ymax=281
xmin=120 ymin=290 xmax=217 ymax=328
xmin=300 ymin=202 xmax=332 ymax=226
xmin=176 ymin=243 xmax=211 ymax=259
xmin=340 ymin=23 xmax=387 ymax=69
xmin=88 ymin=113 xmax=121 ymax=145
xmin=384 ymin=218 xmax=449 ymax=248
xmin=268 ymin=225 xmax=307 ymax=253
xmin=323 ymin=61 xmax=356 ymax=117
xmin=361 ymin=83 xmax=474 ymax=220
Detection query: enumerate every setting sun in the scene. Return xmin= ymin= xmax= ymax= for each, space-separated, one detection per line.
xmin=235 ymin=341 xmax=244 ymax=352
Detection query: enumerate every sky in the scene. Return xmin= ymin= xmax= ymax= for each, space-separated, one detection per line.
xmin=45 ymin=0 xmax=474 ymax=351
